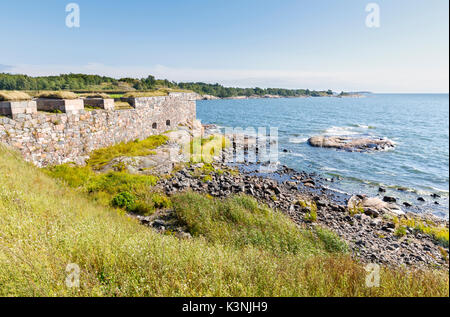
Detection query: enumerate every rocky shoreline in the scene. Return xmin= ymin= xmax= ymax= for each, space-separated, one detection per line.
xmin=110 ymin=126 xmax=448 ymax=269
xmin=148 ymin=160 xmax=449 ymax=269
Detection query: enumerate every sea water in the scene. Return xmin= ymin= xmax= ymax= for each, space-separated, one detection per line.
xmin=197 ymin=94 xmax=449 ymax=218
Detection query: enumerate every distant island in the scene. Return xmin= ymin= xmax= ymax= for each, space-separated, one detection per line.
xmin=0 ymin=73 xmax=363 ymax=99
xmin=336 ymin=91 xmax=368 ymax=98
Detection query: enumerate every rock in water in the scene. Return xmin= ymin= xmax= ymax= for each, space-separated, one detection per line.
xmin=307 ymin=135 xmax=395 ymax=152
xmin=383 ymin=196 xmax=397 ymax=203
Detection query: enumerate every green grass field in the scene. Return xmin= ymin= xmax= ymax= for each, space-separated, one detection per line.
xmin=0 ymin=144 xmax=448 ymax=297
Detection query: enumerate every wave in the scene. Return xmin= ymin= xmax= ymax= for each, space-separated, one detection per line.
xmin=419 ymin=186 xmax=449 ymax=197
xmin=349 ymin=123 xmax=376 ymax=129
xmin=324 ymin=172 xmax=449 ymax=198
xmin=289 ymin=137 xmax=308 ymax=143
xmin=428 ymin=186 xmax=449 ymax=194
xmin=322 ymin=124 xmax=378 ymax=137
xmin=280 ymin=151 xmax=308 ymax=160
xmin=321 ymin=185 xmax=351 ymax=196
xmin=401 ymin=164 xmax=430 ymax=176
xmin=323 ymin=126 xmax=360 ymax=136
xmin=287 ymin=152 xmax=306 ymax=158
xmin=374 ymin=170 xmax=397 ymax=176
xmin=321 ymin=166 xmax=348 ymax=173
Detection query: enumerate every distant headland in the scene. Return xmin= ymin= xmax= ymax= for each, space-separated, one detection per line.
xmin=0 ymin=73 xmax=365 ymax=100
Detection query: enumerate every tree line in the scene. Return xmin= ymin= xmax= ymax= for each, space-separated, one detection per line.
xmin=0 ymin=73 xmax=333 ymax=98
xmin=177 ymin=82 xmax=333 ymax=97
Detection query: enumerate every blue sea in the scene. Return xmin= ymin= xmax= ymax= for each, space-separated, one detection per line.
xmin=197 ymin=94 xmax=449 ymax=219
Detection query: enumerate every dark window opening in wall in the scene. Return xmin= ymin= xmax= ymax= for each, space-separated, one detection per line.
xmin=166 ymin=120 xmax=171 ymax=126
xmin=152 ymin=123 xmax=157 ymax=129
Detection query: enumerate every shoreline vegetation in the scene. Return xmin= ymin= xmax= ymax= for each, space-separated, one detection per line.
xmin=0 ymin=123 xmax=448 ymax=296
xmin=0 ymin=73 xmax=364 ymax=99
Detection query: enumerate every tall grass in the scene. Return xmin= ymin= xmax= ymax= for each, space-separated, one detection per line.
xmin=0 ymin=144 xmax=448 ymax=297
xmin=172 ymin=192 xmax=347 ymax=255
xmin=390 ymin=215 xmax=449 ymax=247
xmin=37 ymin=91 xmax=79 ymax=100
xmin=44 ymin=135 xmax=169 ymax=215
xmin=44 ymin=163 xmax=160 ymax=215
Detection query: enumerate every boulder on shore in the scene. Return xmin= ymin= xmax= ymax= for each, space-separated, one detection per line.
xmin=307 ymin=135 xmax=395 ymax=152
xmin=347 ymin=195 xmax=404 ymax=216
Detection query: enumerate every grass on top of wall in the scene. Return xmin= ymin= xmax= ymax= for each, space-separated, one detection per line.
xmin=158 ymin=88 xmax=193 ymax=94
xmin=37 ymin=91 xmax=79 ymax=100
xmin=86 ymin=135 xmax=169 ymax=170
xmin=80 ymin=93 xmax=111 ymax=99
xmin=123 ymin=88 xmax=193 ymax=98
xmin=123 ymin=91 xmax=169 ymax=98
xmin=0 ymin=144 xmax=448 ymax=297
xmin=0 ymin=90 xmax=32 ymax=101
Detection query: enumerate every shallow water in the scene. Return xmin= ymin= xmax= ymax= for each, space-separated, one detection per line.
xmin=197 ymin=94 xmax=449 ymax=218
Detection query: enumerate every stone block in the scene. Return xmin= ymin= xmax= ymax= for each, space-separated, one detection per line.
xmin=0 ymin=100 xmax=37 ymax=118
xmin=168 ymin=92 xmax=199 ymax=101
xmin=83 ymin=98 xmax=115 ymax=110
xmin=126 ymin=97 xmax=161 ymax=109
xmin=36 ymin=99 xmax=84 ymax=114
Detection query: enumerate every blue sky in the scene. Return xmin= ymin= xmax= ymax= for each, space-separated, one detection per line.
xmin=0 ymin=0 xmax=448 ymax=92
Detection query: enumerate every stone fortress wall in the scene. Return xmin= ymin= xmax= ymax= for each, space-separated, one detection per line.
xmin=0 ymin=92 xmax=197 ymax=167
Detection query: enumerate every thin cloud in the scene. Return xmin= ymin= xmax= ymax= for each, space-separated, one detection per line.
xmin=0 ymin=64 xmax=13 ymax=72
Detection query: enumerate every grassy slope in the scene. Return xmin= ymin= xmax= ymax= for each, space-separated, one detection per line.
xmin=0 ymin=145 xmax=448 ymax=297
